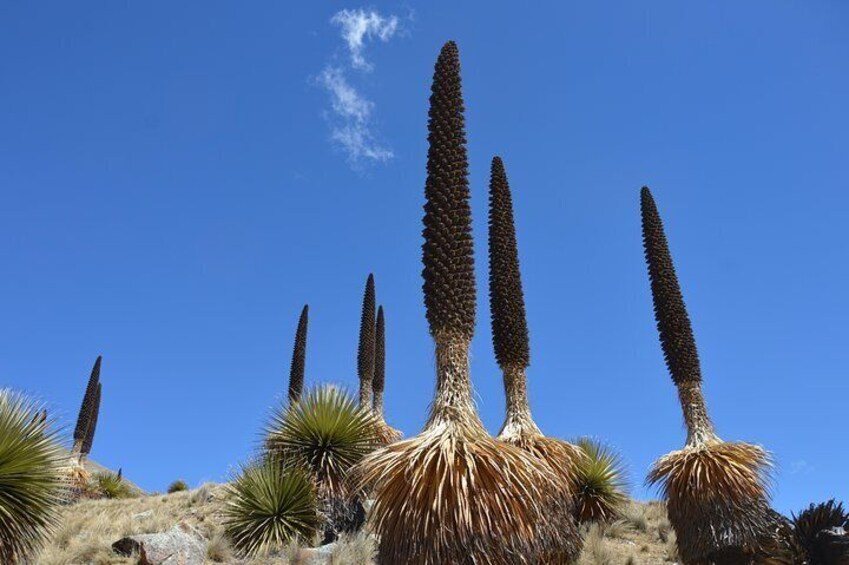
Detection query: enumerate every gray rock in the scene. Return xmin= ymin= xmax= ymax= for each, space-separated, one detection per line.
xmin=112 ymin=522 xmax=205 ymax=565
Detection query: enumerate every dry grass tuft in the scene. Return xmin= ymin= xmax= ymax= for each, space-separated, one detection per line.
xmin=206 ymin=529 xmax=234 ymax=562
xmin=38 ymin=484 xmax=682 ymax=565
xmin=36 ymin=484 xmax=228 ymax=565
xmin=353 ymin=419 xmax=563 ymax=565
xmin=579 ymin=523 xmax=616 ymax=565
xmin=329 ymin=531 xmax=377 ymax=564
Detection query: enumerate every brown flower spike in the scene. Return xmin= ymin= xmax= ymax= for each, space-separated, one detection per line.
xmin=73 ymin=356 xmax=101 ymax=452
xmin=357 ymin=274 xmax=376 ymax=407
xmin=421 ymin=41 xmax=476 ymax=341
xmin=288 ymin=305 xmax=309 ymax=403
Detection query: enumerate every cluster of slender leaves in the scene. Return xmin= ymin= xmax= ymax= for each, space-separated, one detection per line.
xmin=573 ymin=438 xmax=628 ymax=524
xmin=265 ymin=385 xmax=379 ymax=498
xmin=222 ymin=459 xmax=320 ymax=556
xmin=0 ymin=390 xmax=64 ymax=563
xmin=90 ymin=471 xmax=135 ymax=499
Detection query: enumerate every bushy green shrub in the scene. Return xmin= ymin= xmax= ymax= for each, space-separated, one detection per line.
xmin=573 ymin=438 xmax=628 ymax=524
xmin=0 ymin=390 xmax=64 ymax=563
xmin=223 ymin=459 xmax=320 ymax=556
xmin=167 ymin=479 xmax=189 ymax=494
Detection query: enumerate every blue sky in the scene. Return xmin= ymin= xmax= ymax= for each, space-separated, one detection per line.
xmin=1 ymin=2 xmax=847 ymax=512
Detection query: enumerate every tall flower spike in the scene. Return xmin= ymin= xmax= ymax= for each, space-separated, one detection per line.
xmin=372 ymin=305 xmax=402 ymax=445
xmin=488 ymin=156 xmax=530 ymax=369
xmin=357 ymin=274 xmax=376 ymax=407
xmin=422 ymin=40 xmax=476 ymax=341
xmin=490 ymin=157 xmax=584 ymax=560
xmin=640 ymin=186 xmax=702 ymax=386
xmin=353 ymin=42 xmax=567 ymax=565
xmin=73 ymin=356 xmax=101 ymax=451
xmin=372 ymin=305 xmax=386 ymax=414
xmin=288 ymin=305 xmax=309 ymax=403
xmin=81 ymin=382 xmax=101 ymax=456
xmin=642 ymin=187 xmax=783 ymax=563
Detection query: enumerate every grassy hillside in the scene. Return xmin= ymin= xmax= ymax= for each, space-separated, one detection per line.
xmin=38 ymin=485 xmax=679 ymax=564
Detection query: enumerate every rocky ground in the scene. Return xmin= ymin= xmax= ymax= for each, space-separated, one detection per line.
xmin=37 ymin=484 xmax=679 ymax=564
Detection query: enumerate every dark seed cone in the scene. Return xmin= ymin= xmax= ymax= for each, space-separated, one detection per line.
xmin=488 ymin=156 xmax=530 ymax=369
xmin=73 ymin=356 xmax=102 ymax=448
xmin=421 ymin=40 xmax=476 ymax=341
xmin=357 ymin=274 xmax=376 ymax=406
xmin=640 ymin=187 xmax=702 ymax=386
xmin=288 ymin=305 xmax=309 ymax=403
xmin=81 ymin=382 xmax=101 ymax=456
xmin=373 ymin=305 xmax=386 ymax=404
xmin=117 ymin=468 xmax=122 ymax=482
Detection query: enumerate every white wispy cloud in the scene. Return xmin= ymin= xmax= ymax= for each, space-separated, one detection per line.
xmin=319 ymin=66 xmax=393 ymax=162
xmin=331 ymin=9 xmax=400 ymax=71
xmin=789 ymin=460 xmax=814 ymax=475
xmin=318 ymin=8 xmax=401 ymax=166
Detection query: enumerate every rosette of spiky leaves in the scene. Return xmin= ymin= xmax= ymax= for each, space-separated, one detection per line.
xmin=223 ymin=459 xmax=320 ymax=557
xmin=91 ymin=471 xmax=134 ymax=499
xmin=73 ymin=356 xmax=101 ymax=452
xmin=792 ymin=500 xmax=849 ymax=565
xmin=357 ymin=275 xmax=376 ymax=407
xmin=266 ymin=385 xmax=379 ymax=498
xmin=0 ymin=390 xmax=64 ymax=563
xmin=372 ymin=306 xmax=401 ymax=444
xmin=647 ymin=442 xmax=779 ymax=562
xmin=573 ymin=438 xmax=628 ymax=525
xmin=80 ymin=382 xmax=101 ymax=456
xmin=288 ymin=305 xmax=309 ymax=403
xmin=421 ymin=42 xmax=476 ymax=341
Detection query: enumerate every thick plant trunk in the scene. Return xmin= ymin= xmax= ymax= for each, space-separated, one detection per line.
xmin=498 ymin=364 xmax=542 ymax=438
xmin=677 ymin=381 xmax=718 ymax=448
xmin=426 ymin=332 xmax=483 ymax=430
xmin=373 ymin=391 xmax=384 ymax=417
xmin=359 ymin=379 xmax=373 ymax=410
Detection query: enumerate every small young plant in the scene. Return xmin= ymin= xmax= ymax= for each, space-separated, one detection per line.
xmin=92 ymin=471 xmax=135 ymax=499
xmin=573 ymin=438 xmax=628 ymax=525
xmin=792 ymin=500 xmax=849 ymax=564
xmin=266 ymin=385 xmax=379 ymax=499
xmin=223 ymin=460 xmax=320 ymax=557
